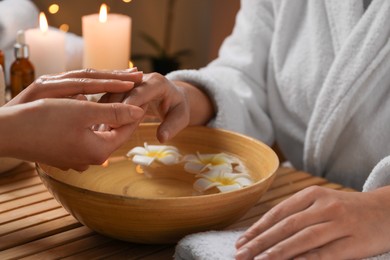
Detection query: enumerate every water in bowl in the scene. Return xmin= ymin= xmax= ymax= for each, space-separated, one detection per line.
xmin=48 ymin=156 xmax=210 ymax=198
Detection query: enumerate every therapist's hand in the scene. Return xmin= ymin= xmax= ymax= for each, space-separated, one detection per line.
xmin=235 ymin=186 xmax=390 ymax=260
xmin=6 ymin=68 xmax=143 ymax=106
xmin=0 ymin=68 xmax=145 ymax=171
xmin=2 ymin=98 xmax=144 ymax=171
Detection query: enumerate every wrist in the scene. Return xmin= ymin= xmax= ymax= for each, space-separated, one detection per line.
xmin=0 ymin=106 xmax=20 ymax=157
xmin=173 ymin=80 xmax=215 ymax=126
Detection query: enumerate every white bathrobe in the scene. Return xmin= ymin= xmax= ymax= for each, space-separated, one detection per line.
xmin=168 ymin=0 xmax=390 ymax=192
xmin=168 ymin=0 xmax=390 ymax=258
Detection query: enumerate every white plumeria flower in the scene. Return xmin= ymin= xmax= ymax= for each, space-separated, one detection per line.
xmin=183 ymin=152 xmax=241 ymax=174
xmin=193 ymin=168 xmax=253 ymax=193
xmin=126 ymin=143 xmax=181 ymax=166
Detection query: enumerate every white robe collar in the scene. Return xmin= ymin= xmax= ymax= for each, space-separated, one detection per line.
xmin=304 ymin=0 xmax=390 ymax=175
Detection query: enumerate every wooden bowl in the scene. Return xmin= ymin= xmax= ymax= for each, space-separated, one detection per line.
xmin=37 ymin=123 xmax=279 ymax=244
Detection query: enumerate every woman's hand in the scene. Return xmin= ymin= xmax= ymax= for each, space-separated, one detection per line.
xmin=1 ymin=98 xmax=144 ymax=171
xmin=235 ymin=185 xmax=390 ymax=260
xmin=100 ymin=73 xmax=215 ymax=143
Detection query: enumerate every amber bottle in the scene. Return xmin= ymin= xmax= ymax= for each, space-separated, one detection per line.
xmin=10 ymin=30 xmax=35 ymax=98
xmin=0 ymin=49 xmax=5 ymax=72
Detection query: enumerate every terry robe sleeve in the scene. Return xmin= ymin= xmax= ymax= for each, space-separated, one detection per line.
xmin=167 ymin=0 xmax=275 ymax=146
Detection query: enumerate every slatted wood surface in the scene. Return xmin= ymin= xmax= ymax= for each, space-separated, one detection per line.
xmin=0 ymin=163 xmax=354 ymax=259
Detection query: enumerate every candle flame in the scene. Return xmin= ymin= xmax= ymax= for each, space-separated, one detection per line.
xmin=99 ymin=4 xmax=108 ymax=23
xmin=129 ymin=61 xmax=134 ymax=68
xmin=39 ymin=12 xmax=49 ymax=33
xmin=101 ymin=159 xmax=109 ymax=167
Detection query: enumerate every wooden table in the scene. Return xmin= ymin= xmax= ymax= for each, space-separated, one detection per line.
xmin=0 ymin=163 xmax=354 ymax=259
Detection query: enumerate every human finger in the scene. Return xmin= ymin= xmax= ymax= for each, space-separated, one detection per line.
xmin=235 ymin=209 xmax=322 ymax=259
xmin=95 ymin=118 xmax=142 ymax=149
xmin=157 ymin=102 xmax=189 ymax=142
xmin=98 ymin=92 xmax=128 ymax=104
xmin=86 ymin=102 xmax=145 ymax=127
xmin=40 ymin=68 xmax=143 ymax=84
xmin=121 ymin=79 xmax=166 ymax=107
xmin=236 ymin=186 xmax=319 ymax=249
xmin=249 ymin=222 xmax=345 ymax=260
xmin=35 ymin=78 xmax=135 ymax=99
xmin=71 ymin=94 xmax=88 ymax=100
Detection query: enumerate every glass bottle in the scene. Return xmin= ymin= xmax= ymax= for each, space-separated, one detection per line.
xmin=0 ymin=49 xmax=5 ymax=72
xmin=10 ymin=30 xmax=35 ymax=98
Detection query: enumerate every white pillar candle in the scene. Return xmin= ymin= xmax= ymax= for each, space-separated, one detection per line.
xmin=82 ymin=4 xmax=131 ymax=70
xmin=25 ymin=12 xmax=66 ymax=78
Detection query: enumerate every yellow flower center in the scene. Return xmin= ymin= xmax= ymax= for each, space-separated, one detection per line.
xmin=212 ymin=176 xmax=236 ymax=186
xmin=200 ymin=156 xmax=227 ymax=166
xmin=147 ymin=151 xmax=169 ymax=159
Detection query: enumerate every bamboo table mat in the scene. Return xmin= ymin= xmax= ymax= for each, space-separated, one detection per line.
xmin=0 ymin=163 xmax=354 ymax=259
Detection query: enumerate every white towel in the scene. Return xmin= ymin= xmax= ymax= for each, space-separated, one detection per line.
xmin=174 ymin=229 xmax=244 ymax=260
xmin=175 ymin=228 xmax=390 ymax=260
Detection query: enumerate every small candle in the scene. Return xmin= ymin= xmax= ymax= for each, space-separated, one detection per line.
xmin=82 ymin=4 xmax=131 ymax=70
xmin=25 ymin=12 xmax=66 ymax=78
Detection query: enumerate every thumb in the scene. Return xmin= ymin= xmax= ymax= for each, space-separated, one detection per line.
xmin=88 ymin=103 xmax=145 ymax=127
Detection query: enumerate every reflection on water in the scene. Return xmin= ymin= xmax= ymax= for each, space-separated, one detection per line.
xmin=97 ymin=157 xmax=210 ymax=198
xmin=51 ymin=151 xmax=251 ymax=199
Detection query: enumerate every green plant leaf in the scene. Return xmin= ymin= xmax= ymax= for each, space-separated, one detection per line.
xmin=139 ymin=31 xmax=165 ymax=56
xmin=131 ymin=53 xmax=155 ymax=60
xmin=172 ymin=49 xmax=193 ymax=58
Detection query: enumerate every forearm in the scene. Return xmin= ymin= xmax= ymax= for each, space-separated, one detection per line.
xmin=173 ymin=80 xmax=215 ymax=126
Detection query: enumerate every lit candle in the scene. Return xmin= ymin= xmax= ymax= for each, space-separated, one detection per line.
xmin=82 ymin=3 xmax=131 ymax=70
xmin=25 ymin=12 xmax=66 ymax=78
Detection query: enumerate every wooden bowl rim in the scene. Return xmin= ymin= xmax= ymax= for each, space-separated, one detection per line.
xmin=37 ymin=125 xmax=279 ymax=202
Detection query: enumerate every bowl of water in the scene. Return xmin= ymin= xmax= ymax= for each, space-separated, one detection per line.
xmin=37 ymin=123 xmax=279 ymax=244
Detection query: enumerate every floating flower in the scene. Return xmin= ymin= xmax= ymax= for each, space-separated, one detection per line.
xmin=193 ymin=168 xmax=253 ymax=193
xmin=183 ymin=152 xmax=241 ymax=174
xmin=126 ymin=143 xmax=181 ymax=166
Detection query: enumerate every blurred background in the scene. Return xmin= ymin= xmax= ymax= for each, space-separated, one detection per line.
xmin=31 ymin=0 xmax=240 ymax=72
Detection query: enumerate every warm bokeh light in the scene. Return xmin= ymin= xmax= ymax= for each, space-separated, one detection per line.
xmin=48 ymin=4 xmax=60 ymax=14
xmin=123 ymin=0 xmax=132 ymax=3
xmin=136 ymin=165 xmax=144 ymax=174
xmin=99 ymin=3 xmax=108 ymax=23
xmin=101 ymin=159 xmax=109 ymax=167
xmin=59 ymin=24 xmax=69 ymax=32
xmin=129 ymin=61 xmax=134 ymax=68
xmin=39 ymin=12 xmax=49 ymax=33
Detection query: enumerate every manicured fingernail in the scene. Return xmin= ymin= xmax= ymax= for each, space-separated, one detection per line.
xmin=159 ymin=130 xmax=169 ymax=142
xmin=236 ymin=237 xmax=248 ymax=247
xmin=236 ymin=247 xmax=251 ymax=260
xmin=98 ymin=124 xmax=109 ymax=131
xmin=254 ymin=253 xmax=270 ymax=260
